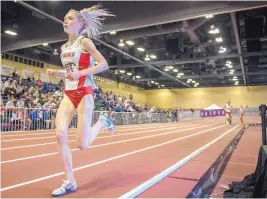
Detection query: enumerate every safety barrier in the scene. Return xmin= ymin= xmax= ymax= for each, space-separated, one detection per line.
xmin=0 ymin=107 xmax=259 ymax=132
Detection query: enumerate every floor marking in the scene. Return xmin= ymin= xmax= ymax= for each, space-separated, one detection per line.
xmin=118 ymin=124 xmax=240 ymax=198
xmin=0 ymin=124 xmax=200 ymax=150
xmin=1 ymin=124 xmax=216 ymax=164
xmin=0 ymin=124 xmax=228 ymax=192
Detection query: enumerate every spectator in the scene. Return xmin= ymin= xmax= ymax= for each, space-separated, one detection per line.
xmin=5 ymin=98 xmax=15 ymax=108
xmin=36 ymin=78 xmax=42 ymax=88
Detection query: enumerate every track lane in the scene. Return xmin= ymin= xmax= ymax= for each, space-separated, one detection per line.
xmin=1 ymin=123 xmax=221 ymax=189
xmin=1 ymin=124 xmax=242 ymax=198
xmin=1 ymin=123 xmax=204 ymax=161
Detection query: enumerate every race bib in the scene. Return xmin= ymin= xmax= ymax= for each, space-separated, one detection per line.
xmin=65 ymin=62 xmax=79 ymax=91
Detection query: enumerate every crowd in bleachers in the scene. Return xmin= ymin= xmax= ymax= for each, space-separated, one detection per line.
xmin=0 ymin=74 xmax=146 ymax=112
xmin=0 ymin=74 xmax=145 ymax=131
xmin=0 ymin=73 xmax=189 ymax=131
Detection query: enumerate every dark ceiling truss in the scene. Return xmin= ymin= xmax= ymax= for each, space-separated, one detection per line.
xmin=2 ymin=1 xmax=267 ymax=89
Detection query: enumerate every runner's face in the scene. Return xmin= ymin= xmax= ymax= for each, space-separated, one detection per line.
xmin=63 ymin=11 xmax=82 ymax=34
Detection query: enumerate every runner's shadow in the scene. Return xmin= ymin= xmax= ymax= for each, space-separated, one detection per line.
xmin=78 ymin=170 xmax=156 ymax=196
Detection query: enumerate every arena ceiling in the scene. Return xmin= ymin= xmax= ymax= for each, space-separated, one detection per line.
xmin=2 ymin=1 xmax=267 ymax=89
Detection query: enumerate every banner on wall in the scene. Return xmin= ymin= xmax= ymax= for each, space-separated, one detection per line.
xmin=201 ymin=104 xmax=225 ymax=117
xmin=40 ymin=73 xmax=50 ymax=83
xmin=1 ymin=65 xmax=13 ymax=76
xmin=200 ymin=109 xmax=226 ymax=117
xmin=22 ymin=69 xmax=34 ymax=79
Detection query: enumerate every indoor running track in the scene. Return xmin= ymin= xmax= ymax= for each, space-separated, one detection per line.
xmin=0 ymin=117 xmax=259 ymax=198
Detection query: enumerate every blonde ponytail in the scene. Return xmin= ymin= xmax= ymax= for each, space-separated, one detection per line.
xmin=77 ymin=5 xmax=115 ymax=39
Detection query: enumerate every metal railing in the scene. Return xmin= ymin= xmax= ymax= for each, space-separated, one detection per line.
xmin=1 ymin=108 xmax=201 ymax=132
xmin=0 ymin=107 xmax=260 ymax=132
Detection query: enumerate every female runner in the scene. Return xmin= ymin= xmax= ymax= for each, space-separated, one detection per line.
xmin=46 ymin=5 xmax=115 ymax=197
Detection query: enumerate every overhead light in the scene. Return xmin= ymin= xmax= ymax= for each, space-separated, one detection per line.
xmin=205 ymin=14 xmax=213 ymax=18
xmin=209 ymin=28 xmax=220 ymax=34
xmin=5 ymin=30 xmax=17 ymax=36
xmin=164 ymin=68 xmax=170 ymax=71
xmin=230 ymin=69 xmax=235 ymax=72
xmin=173 ymin=69 xmax=178 ymax=72
xmin=233 ymin=76 xmax=237 ymax=79
xmin=150 ymin=55 xmax=157 ymax=59
xmin=195 ymin=83 xmax=199 ymax=86
xmin=126 ymin=72 xmax=132 ymax=76
xmin=155 ymin=82 xmax=159 ymax=85
xmin=135 ymin=75 xmax=141 ymax=79
xmin=161 ymin=84 xmax=164 ymax=87
xmin=118 ymin=39 xmax=125 ymax=47
xmin=216 ymin=37 xmax=223 ymax=42
xmin=151 ymin=81 xmax=155 ymax=83
xmin=214 ymin=28 xmax=220 ymax=34
xmin=126 ymin=40 xmax=135 ymax=46
xmin=178 ymin=73 xmax=184 ymax=76
xmin=167 ymin=65 xmax=173 ymax=69
xmin=219 ymin=46 xmax=227 ymax=53
xmin=137 ymin=47 xmax=145 ymax=52
xmin=226 ymin=60 xmax=232 ymax=64
xmin=177 ymin=75 xmax=181 ymax=78
xmin=119 ymin=70 xmax=125 ymax=73
xmin=228 ymin=65 xmax=233 ymax=69
xmin=187 ymin=80 xmax=191 ymax=83
xmin=43 ymin=43 xmax=48 ymax=46
xmin=110 ymin=31 xmax=116 ymax=35
xmin=192 ymin=80 xmax=196 ymax=83
xmin=188 ymin=79 xmax=192 ymax=81
xmin=229 ymin=71 xmax=234 ymax=75
xmin=145 ymin=54 xmax=150 ymax=61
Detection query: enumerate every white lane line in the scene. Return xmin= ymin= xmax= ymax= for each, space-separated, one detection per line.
xmin=0 ymin=123 xmax=192 ymax=141
xmin=0 ymin=122 xmax=195 ymax=135
xmin=0 ymin=123 xmax=182 ymax=138
xmin=0 ymin=124 xmax=228 ymax=192
xmin=118 ymin=124 xmax=240 ymax=198
xmin=0 ymin=123 xmax=200 ymax=151
xmin=1 ymin=124 xmax=217 ymax=164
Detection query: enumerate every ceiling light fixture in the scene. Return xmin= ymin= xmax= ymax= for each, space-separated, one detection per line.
xmin=219 ymin=46 xmax=227 ymax=53
xmin=216 ymin=37 xmax=223 ymax=42
xmin=205 ymin=14 xmax=213 ymax=18
xmin=164 ymin=68 xmax=170 ymax=71
xmin=118 ymin=39 xmax=125 ymax=47
xmin=126 ymin=40 xmax=135 ymax=46
xmin=5 ymin=30 xmax=17 ymax=36
xmin=150 ymin=55 xmax=157 ymax=59
xmin=137 ymin=47 xmax=145 ymax=52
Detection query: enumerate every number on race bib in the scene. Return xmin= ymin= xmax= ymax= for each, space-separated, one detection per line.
xmin=64 ymin=62 xmax=79 ymax=91
xmin=65 ymin=63 xmax=78 ymax=75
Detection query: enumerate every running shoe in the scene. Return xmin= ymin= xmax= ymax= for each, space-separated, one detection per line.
xmin=52 ymin=179 xmax=77 ymax=197
xmin=99 ymin=113 xmax=115 ymax=134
